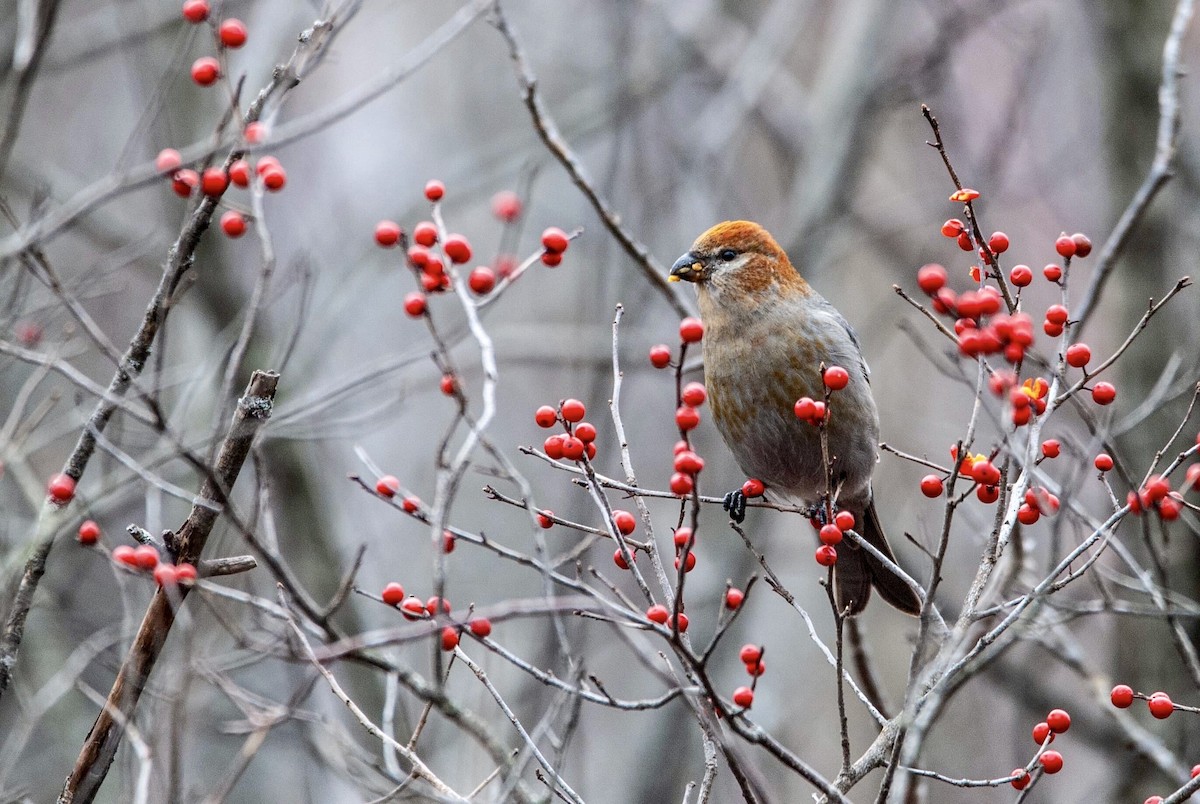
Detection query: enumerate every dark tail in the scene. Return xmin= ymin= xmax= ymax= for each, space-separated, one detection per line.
xmin=835 ymin=500 xmax=922 ymax=616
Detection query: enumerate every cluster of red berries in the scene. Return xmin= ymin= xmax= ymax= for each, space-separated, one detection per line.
xmin=671 ymin=387 xmax=708 ymax=497
xmin=809 ymin=510 xmax=855 ymax=567
xmin=536 ymin=398 xmax=599 ymax=464
xmin=1111 ymin=684 xmax=1184 ymax=719
xmin=182 ymin=1 xmax=247 ymax=87
xmin=154 ymin=137 xmax=284 ymax=238
xmin=728 ymin=644 xmax=769 ymax=709
xmin=790 ymin=365 xmax=848 ymax=425
xmin=1126 ymin=471 xmax=1194 ymax=521
xmin=379 ymin=582 xmax=492 ymax=650
xmin=645 ymin=601 xmax=689 ymax=633
xmin=648 ymin=317 xmax=704 ymax=371
xmin=1008 ymin=708 xmax=1071 ymax=789
xmin=112 ymin=543 xmax=197 ymax=587
xmin=670 ymin=525 xmax=698 ymax=575
xmin=373 ymin=475 xmax=423 ymax=515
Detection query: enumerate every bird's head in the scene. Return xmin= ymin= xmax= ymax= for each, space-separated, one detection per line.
xmin=669 ymin=221 xmax=810 ymax=299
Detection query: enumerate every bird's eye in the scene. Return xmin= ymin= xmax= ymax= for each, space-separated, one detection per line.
xmin=719 ymin=249 xmax=737 ymax=262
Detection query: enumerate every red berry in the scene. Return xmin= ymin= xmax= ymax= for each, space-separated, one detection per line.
xmin=574 ymin=422 xmax=597 ymax=443
xmin=381 ymin=582 xmax=405 ymax=605
xmin=819 ymin=524 xmax=843 ymax=546
xmin=1041 ymin=439 xmax=1061 ymax=459
xmin=228 ymin=159 xmax=251 ymax=187
xmin=468 ymin=266 xmax=495 ymax=294
xmin=1054 ymin=233 xmax=1076 ymax=258
xmin=794 ymin=397 xmax=817 ymax=421
xmin=1149 ymin=694 xmax=1174 ymax=719
xmin=823 ymin=365 xmax=850 ymax=391
xmin=971 ymin=460 xmax=1001 ymax=486
xmin=541 ymin=251 xmax=562 ymax=267
xmin=443 ymin=234 xmax=471 ymax=264
xmin=424 ymin=180 xmax=445 ymax=202
xmin=439 ymin=374 xmax=457 ymax=396
xmin=742 ymin=478 xmax=765 ymax=498
xmin=182 ymin=0 xmax=209 ymax=22
xmin=679 ymin=317 xmax=704 ymax=343
xmin=670 ymin=613 xmax=689 ymax=632
xmin=646 ymin=604 xmax=670 ymax=624
xmin=560 ymin=437 xmax=585 ymax=460
xmin=744 ymin=658 xmax=765 ymax=676
xmin=1111 ymin=684 xmax=1134 ymax=708
xmin=175 ymin=563 xmax=197 ymax=582
xmin=425 ymin=596 xmax=451 ymax=615
xmin=815 ymin=545 xmax=837 ymax=566
xmin=543 ymin=436 xmax=564 ymax=460
xmin=682 ymin=382 xmax=707 ymax=407
xmin=1046 ymin=708 xmax=1070 ymax=733
xmin=674 ymin=450 xmax=704 ymax=475
xmin=559 ymin=399 xmax=585 ymax=423
xmin=1095 ymin=453 xmax=1114 ymax=472
xmin=154 ymin=564 xmax=179 ymax=587
xmin=541 ymin=227 xmax=569 ymax=253
xmin=673 ymin=528 xmax=693 ymax=548
xmin=375 ymin=220 xmax=401 ymax=247
xmin=1039 ymin=750 xmax=1063 ymax=774
xmin=534 ymin=406 xmax=558 ymax=428
xmin=48 ymin=473 xmax=76 ymax=503
xmin=1145 ymin=797 xmax=1164 ymax=804
xmin=732 ymin=686 xmax=754 ymax=708
xmin=220 ymin=210 xmax=246 ymax=238
xmin=1045 ymin=304 xmax=1069 ymax=325
xmin=536 ymin=510 xmax=554 ymax=528
xmin=469 ymin=617 xmax=492 ymax=637
xmin=1191 ymin=765 xmax=1200 ymax=779
xmin=134 ymin=545 xmax=160 ymax=570
xmin=243 ymin=122 xmax=267 ymax=144
xmin=218 ymin=18 xmax=248 ymax=48
xmin=1032 ymin=721 xmax=1053 ymax=745
xmin=440 ymin=530 xmax=456 ymax=553
xmin=613 ymin=549 xmax=632 ymax=570
xmin=725 ymin=588 xmax=745 ymax=609
xmin=191 ymin=57 xmax=220 ymax=86
xmin=261 ymin=166 xmax=286 ymax=191
xmin=403 ymin=292 xmax=427 ymax=317
xmin=200 ymin=168 xmax=227 ymax=197
xmin=1044 ymin=263 xmax=1063 ymax=282
xmin=834 ymin=511 xmax=855 ymax=531
xmin=1010 ymin=770 xmax=1030 ymax=790
xmin=920 ymin=475 xmax=944 ymax=498
xmin=940 ymin=219 xmax=964 ymax=238
xmin=739 ymin=644 xmax=762 ymax=664
xmin=956 ymin=231 xmax=973 ymax=251
xmin=988 ymin=232 xmax=1010 ymax=254
xmin=413 ymin=221 xmax=438 ymax=247
xmin=441 ymin=626 xmax=459 ymax=651
xmin=1017 ymin=504 xmax=1040 ymax=525
xmin=1009 ymin=264 xmax=1033 ymax=287
xmin=1071 ymin=233 xmax=1092 ymax=257
xmin=375 ymin=475 xmax=400 ymax=497
xmin=612 ymin=509 xmax=636 ymax=535
xmin=977 ymin=484 xmax=999 ymax=503
xmin=669 ymin=472 xmax=694 ymax=496
xmin=675 ymin=406 xmax=700 ymax=431
xmin=78 ymin=520 xmax=101 ymax=545
xmin=171 ymin=168 xmax=198 ymax=197
xmin=400 ymin=596 xmax=425 ymax=620
xmin=155 ymin=148 xmax=182 ymax=174
xmin=674 ymin=551 xmax=697 ymax=573
xmin=491 ymin=191 xmax=522 ymax=222
xmin=649 ymin=344 xmax=671 ymax=368
xmin=1186 ymin=463 xmax=1200 ymax=491
xmin=112 ymin=545 xmax=138 ymax=567
xmin=1065 ymin=343 xmax=1091 ymax=367
xmin=916 ymin=263 xmax=947 ymax=295
xmin=1092 ymin=382 xmax=1116 ymax=405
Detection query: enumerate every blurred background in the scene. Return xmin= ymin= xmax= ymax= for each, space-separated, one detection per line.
xmin=1 ymin=0 xmax=1199 ymax=801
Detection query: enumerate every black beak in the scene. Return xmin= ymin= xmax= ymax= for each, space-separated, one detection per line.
xmin=669 ymin=252 xmax=704 ymax=283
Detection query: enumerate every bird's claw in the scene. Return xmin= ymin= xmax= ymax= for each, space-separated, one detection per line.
xmin=723 ymin=490 xmax=748 ymax=524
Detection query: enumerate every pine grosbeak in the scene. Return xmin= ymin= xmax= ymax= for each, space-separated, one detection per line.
xmin=670 ymin=221 xmax=920 ymax=616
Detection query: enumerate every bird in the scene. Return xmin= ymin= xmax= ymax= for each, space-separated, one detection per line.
xmin=669 ymin=221 xmax=921 ymax=616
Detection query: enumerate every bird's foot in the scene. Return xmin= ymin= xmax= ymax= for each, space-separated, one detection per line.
xmin=805 ymin=503 xmax=827 ymax=525
xmin=723 ymin=490 xmax=748 ymax=524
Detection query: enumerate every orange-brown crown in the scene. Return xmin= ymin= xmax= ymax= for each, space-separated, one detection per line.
xmin=688 ymin=221 xmax=808 ymax=295
xmin=690 ymin=221 xmax=788 ymax=263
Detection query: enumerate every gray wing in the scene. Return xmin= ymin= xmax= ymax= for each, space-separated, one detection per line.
xmin=818 ymin=299 xmax=871 ymax=384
